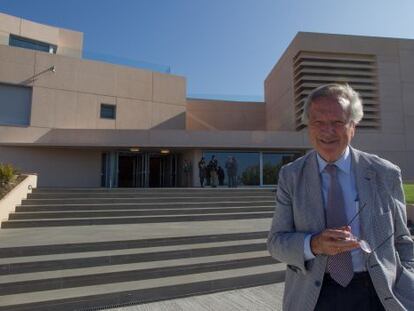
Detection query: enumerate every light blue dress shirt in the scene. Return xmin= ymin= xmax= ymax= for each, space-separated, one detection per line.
xmin=304 ymin=146 xmax=366 ymax=272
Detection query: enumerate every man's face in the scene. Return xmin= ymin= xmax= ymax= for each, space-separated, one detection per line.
xmin=308 ymin=97 xmax=356 ymax=162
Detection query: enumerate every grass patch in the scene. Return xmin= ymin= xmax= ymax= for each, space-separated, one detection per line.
xmin=403 ymin=184 xmax=414 ymax=204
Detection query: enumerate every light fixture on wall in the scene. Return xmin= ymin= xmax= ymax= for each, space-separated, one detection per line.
xmin=21 ymin=65 xmax=56 ymax=85
xmin=130 ymin=147 xmax=140 ymax=152
xmin=160 ymin=149 xmax=170 ymax=154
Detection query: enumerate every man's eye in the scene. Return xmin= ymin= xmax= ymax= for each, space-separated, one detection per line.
xmin=335 ymin=121 xmax=345 ymax=127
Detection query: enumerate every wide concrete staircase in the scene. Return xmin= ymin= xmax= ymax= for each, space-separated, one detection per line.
xmin=0 ymin=188 xmax=285 ymax=311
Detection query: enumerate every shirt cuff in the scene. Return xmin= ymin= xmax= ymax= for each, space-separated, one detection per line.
xmin=304 ymin=233 xmax=316 ymax=261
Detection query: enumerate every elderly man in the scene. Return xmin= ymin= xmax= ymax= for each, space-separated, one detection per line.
xmin=267 ymin=84 xmax=414 ymax=311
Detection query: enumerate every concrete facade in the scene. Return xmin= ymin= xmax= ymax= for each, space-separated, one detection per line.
xmin=0 ymin=12 xmax=83 ymax=58
xmin=186 ymin=99 xmax=266 ymax=131
xmin=0 ymin=12 xmax=413 ymax=186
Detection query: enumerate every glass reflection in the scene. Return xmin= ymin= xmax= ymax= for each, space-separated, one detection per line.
xmin=202 ymin=151 xmax=302 ymax=186
xmin=263 ymin=153 xmax=300 ymax=185
xmin=203 ymin=152 xmax=260 ymax=186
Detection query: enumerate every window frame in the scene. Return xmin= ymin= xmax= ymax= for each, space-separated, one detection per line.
xmin=9 ymin=34 xmax=57 ymax=54
xmin=0 ymin=82 xmax=32 ymax=127
xmin=100 ymin=103 xmax=117 ymax=120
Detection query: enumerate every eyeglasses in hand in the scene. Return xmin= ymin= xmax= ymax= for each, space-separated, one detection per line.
xmin=343 ymin=203 xmax=371 ymax=253
xmin=345 ymin=202 xmax=395 ymax=254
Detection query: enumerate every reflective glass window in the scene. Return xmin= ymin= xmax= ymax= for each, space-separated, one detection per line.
xmin=100 ymin=104 xmax=116 ymax=119
xmin=9 ymin=35 xmax=57 ymax=54
xmin=263 ymin=153 xmax=301 ymax=185
xmin=0 ymin=83 xmax=32 ymax=126
xmin=202 ymin=152 xmax=260 ymax=186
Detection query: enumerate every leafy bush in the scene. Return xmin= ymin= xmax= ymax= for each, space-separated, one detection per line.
xmin=404 ymin=183 xmax=414 ymax=204
xmin=0 ymin=163 xmax=18 ymax=185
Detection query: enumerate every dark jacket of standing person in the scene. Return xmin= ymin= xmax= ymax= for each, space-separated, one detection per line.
xmin=217 ymin=166 xmax=225 ymax=186
xmin=208 ymin=156 xmax=219 ymax=187
xmin=198 ymin=157 xmax=207 ymax=187
xmin=226 ymin=156 xmax=238 ymax=187
xmin=183 ymin=159 xmax=192 ymax=187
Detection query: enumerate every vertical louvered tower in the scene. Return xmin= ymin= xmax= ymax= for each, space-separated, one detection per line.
xmin=293 ymin=51 xmax=380 ymax=130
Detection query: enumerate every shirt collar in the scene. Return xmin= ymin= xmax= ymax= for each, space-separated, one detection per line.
xmin=317 ymin=146 xmax=351 ymax=174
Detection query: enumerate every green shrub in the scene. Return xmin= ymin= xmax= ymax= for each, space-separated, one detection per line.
xmin=0 ymin=163 xmax=18 ymax=185
xmin=404 ymin=184 xmax=414 ymax=204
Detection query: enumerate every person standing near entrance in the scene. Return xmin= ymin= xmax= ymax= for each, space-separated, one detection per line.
xmin=208 ymin=155 xmax=219 ymax=187
xmin=217 ymin=166 xmax=225 ymax=186
xmin=225 ymin=156 xmax=238 ymax=187
xmin=232 ymin=156 xmax=238 ymax=187
xmin=198 ymin=157 xmax=207 ymax=187
xmin=267 ymin=84 xmax=414 ymax=311
xmin=183 ymin=159 xmax=192 ymax=187
xmin=225 ymin=156 xmax=234 ymax=187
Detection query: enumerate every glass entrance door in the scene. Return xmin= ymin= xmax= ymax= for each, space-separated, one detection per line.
xmin=102 ymin=151 xmax=178 ymax=188
xmin=117 ymin=153 xmax=147 ymax=187
xmin=118 ymin=154 xmax=136 ymax=187
xmin=101 ymin=151 xmax=118 ymax=188
xmin=149 ymin=156 xmax=161 ymax=187
xmin=149 ymin=154 xmax=178 ymax=187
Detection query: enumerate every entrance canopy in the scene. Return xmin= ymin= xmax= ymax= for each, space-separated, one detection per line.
xmin=0 ymin=127 xmax=310 ymax=149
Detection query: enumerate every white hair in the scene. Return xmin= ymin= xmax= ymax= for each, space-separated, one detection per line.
xmin=301 ymin=83 xmax=364 ymax=125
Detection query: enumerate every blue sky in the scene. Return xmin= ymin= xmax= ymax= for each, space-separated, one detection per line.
xmin=1 ymin=0 xmax=413 ymax=101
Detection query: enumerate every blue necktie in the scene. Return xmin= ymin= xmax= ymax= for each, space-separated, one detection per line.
xmin=325 ymin=164 xmax=354 ymax=287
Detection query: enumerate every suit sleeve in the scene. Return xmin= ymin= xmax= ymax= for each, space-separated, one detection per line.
xmin=392 ymin=170 xmax=414 ymax=270
xmin=267 ymin=166 xmax=309 ymax=274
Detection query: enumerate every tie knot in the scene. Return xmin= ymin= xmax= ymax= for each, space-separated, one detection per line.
xmin=325 ymin=164 xmax=338 ymax=176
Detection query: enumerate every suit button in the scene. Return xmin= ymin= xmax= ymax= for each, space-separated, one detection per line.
xmin=315 ymin=281 xmax=321 ymax=287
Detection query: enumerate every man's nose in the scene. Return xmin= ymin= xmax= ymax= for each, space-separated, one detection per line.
xmin=319 ymin=122 xmax=336 ymax=132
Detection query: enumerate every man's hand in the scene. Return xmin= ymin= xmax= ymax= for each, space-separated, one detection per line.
xmin=311 ymin=226 xmax=360 ymax=256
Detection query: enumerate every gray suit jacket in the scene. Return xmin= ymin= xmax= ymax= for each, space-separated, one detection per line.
xmin=267 ymin=147 xmax=414 ymax=311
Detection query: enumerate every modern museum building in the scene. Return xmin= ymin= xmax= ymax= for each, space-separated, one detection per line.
xmin=0 ymin=12 xmax=413 ymax=187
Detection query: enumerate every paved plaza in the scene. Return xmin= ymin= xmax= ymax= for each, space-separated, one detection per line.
xmin=111 ymin=283 xmax=284 ymax=311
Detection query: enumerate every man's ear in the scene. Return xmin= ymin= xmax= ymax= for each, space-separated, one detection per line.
xmin=350 ymin=121 xmax=356 ymax=138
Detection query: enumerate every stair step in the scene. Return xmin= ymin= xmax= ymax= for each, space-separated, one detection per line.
xmin=0 ymin=251 xmax=272 ymax=285
xmin=28 ymin=191 xmax=275 ymax=199
xmin=22 ymin=196 xmax=273 ymax=205
xmin=10 ymin=207 xmax=274 ymax=220
xmin=0 ymin=256 xmax=276 ymax=296
xmin=0 ymin=231 xmax=268 ymax=258
xmin=0 ymin=264 xmax=285 ymax=311
xmin=0 ymin=238 xmax=266 ymax=265
xmin=32 ymin=187 xmax=275 ymax=193
xmin=16 ymin=201 xmax=274 ymax=211
xmin=0 ymin=242 xmax=269 ymax=275
xmin=2 ymin=213 xmax=273 ymax=228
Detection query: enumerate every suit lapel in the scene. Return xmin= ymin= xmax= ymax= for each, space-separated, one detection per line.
xmin=303 ymin=151 xmax=326 ymax=231
xmin=351 ymin=147 xmax=377 ymax=246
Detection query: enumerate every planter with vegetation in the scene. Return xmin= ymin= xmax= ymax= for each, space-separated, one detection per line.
xmin=0 ymin=163 xmax=25 ymax=200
